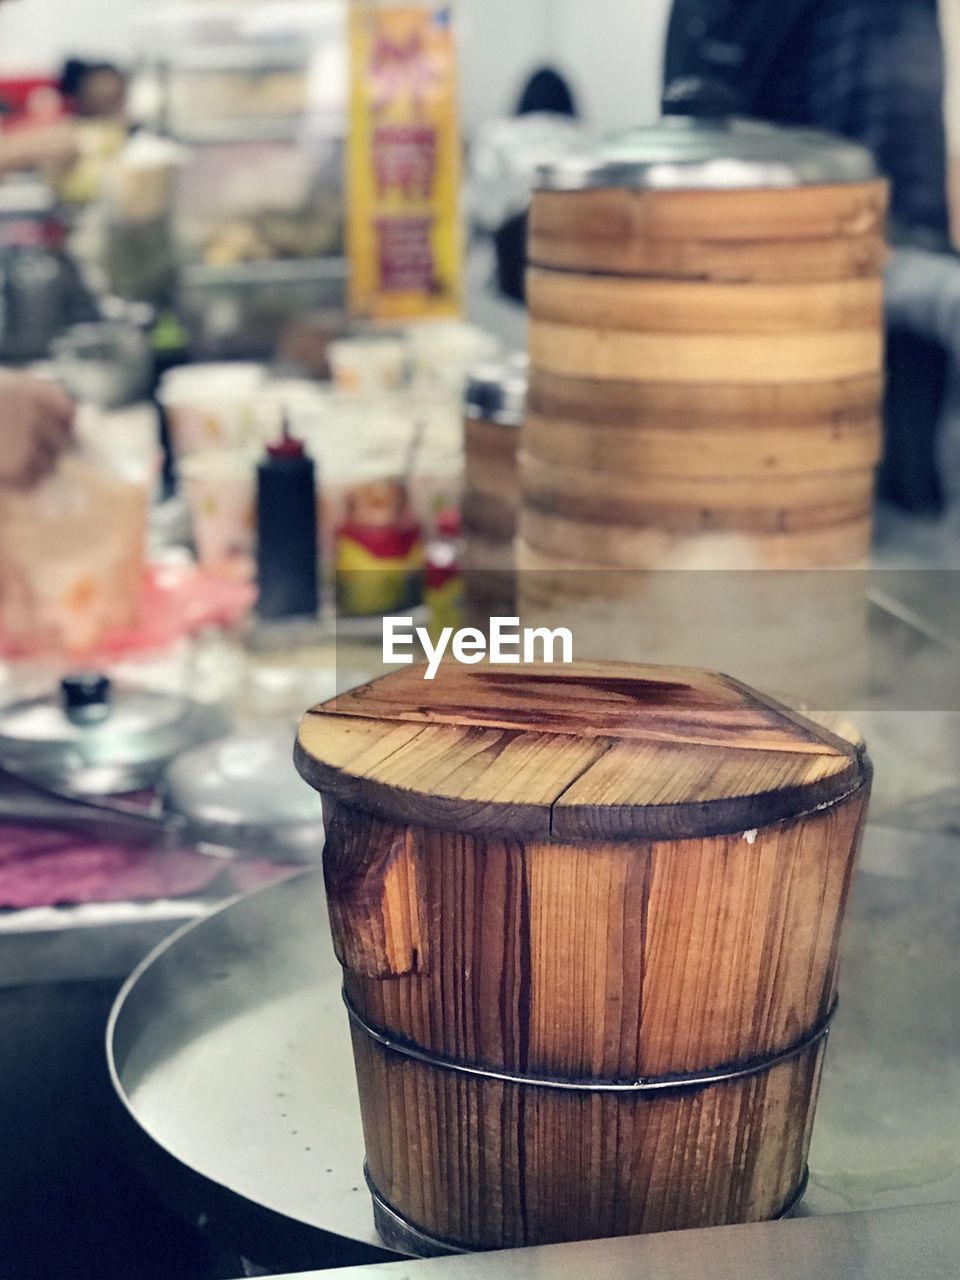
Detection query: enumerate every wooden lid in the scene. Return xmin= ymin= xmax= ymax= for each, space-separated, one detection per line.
xmin=296 ymin=662 xmax=868 ymax=842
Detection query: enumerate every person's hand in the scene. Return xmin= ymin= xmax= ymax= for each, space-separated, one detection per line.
xmin=0 ymin=372 xmax=75 ymax=489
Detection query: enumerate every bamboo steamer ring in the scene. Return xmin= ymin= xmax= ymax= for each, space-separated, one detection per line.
xmin=529 ymin=197 xmax=888 ymax=280
xmin=531 ymin=181 xmax=887 ymax=246
xmin=528 ymin=367 xmax=885 ymax=426
xmin=527 ymin=267 xmax=885 ymax=334
xmin=520 ymin=453 xmax=877 ymax=529
xmin=529 ymin=122 xmax=888 ymax=280
xmin=524 ymin=410 xmax=883 ymax=479
xmin=519 ymin=507 xmax=873 ymax=569
xmin=295 ymin=660 xmax=872 ymax=1252
xmin=529 ymin=319 xmax=883 ymax=385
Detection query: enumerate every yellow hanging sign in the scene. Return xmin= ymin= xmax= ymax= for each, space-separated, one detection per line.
xmin=347 ymin=2 xmax=462 ymax=321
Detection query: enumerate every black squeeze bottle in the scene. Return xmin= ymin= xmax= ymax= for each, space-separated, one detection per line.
xmin=256 ymin=422 xmax=319 ymax=620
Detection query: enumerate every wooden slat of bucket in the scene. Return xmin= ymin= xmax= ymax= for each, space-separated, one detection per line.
xmin=354 ymin=1020 xmax=823 ymax=1245
xmin=343 ymin=783 xmax=866 ymax=1240
xmin=523 ymin=411 xmax=882 ymax=478
xmin=532 ymin=182 xmax=888 ymax=245
xmin=528 ymin=367 xmax=884 ymax=427
xmin=529 ymin=320 xmax=883 ymax=384
xmin=529 ymin=228 xmax=887 ymax=281
xmin=339 ymin=789 xmax=863 ymax=1077
xmin=520 ymin=455 xmax=876 ymax=526
xmin=519 ymin=508 xmax=873 ymax=568
xmin=527 ymin=267 xmax=884 ymax=334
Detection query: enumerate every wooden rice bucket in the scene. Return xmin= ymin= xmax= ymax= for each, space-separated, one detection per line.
xmin=295 ymin=660 xmax=872 ymax=1253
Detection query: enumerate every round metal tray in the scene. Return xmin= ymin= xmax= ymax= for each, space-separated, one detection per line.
xmin=109 ymin=820 xmax=960 ymax=1267
xmin=107 ymin=871 xmax=397 ymax=1269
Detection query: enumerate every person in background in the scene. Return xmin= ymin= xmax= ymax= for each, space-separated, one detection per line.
xmin=516 ymin=68 xmax=578 ymax=120
xmin=0 ymin=370 xmax=74 ymax=489
xmin=664 ymin=0 xmax=955 ymax=516
xmin=59 ymin=59 xmax=127 ymax=122
xmin=469 ymin=66 xmax=585 ymax=304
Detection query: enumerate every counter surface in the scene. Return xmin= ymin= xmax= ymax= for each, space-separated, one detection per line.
xmin=269 ymin=1203 xmax=960 ymax=1280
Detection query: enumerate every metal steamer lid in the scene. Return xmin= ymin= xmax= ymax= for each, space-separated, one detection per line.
xmin=0 ymin=674 xmax=226 ymax=796
xmin=163 ymin=729 xmax=325 ymax=862
xmin=535 ymin=117 xmax=879 ymax=192
xmin=464 ymin=358 xmax=528 ymax=428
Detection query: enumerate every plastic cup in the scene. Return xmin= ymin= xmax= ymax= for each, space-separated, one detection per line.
xmin=158 ymin=363 xmax=266 ymax=459
xmin=179 ymin=450 xmax=259 ymax=580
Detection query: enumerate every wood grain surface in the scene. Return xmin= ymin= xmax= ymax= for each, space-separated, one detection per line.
xmin=296 ymin=662 xmax=864 ymax=840
xmin=333 ymin=796 xmax=867 ymax=1072
xmin=298 ymin=662 xmax=871 ymax=1248
xmin=353 ymin=1025 xmax=825 ymax=1247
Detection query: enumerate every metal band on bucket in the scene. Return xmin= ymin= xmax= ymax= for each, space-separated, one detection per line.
xmin=366 ymin=1165 xmax=811 ymax=1258
xmin=344 ymin=988 xmax=836 ymax=1095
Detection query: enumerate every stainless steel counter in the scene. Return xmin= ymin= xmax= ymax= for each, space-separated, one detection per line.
xmin=0 ymin=898 xmax=209 ymax=989
xmin=273 ymin=1203 xmax=960 ymax=1280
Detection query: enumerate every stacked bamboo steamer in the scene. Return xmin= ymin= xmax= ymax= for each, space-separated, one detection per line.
xmin=519 ymin=119 xmax=888 ymax=698
xmin=462 ymin=359 xmax=527 ymax=624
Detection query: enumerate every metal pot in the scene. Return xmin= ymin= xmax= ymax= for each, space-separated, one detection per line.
xmin=0 ymin=674 xmax=226 ymax=797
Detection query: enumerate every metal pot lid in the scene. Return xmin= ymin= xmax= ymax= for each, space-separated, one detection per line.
xmin=164 ymin=729 xmax=324 ymax=833
xmin=535 ymin=117 xmax=878 ymax=192
xmin=464 ymin=359 xmax=528 ymax=427
xmin=0 ymin=674 xmax=227 ymax=796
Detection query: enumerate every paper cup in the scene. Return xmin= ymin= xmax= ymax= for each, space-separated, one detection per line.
xmin=159 ymin=363 xmax=267 ymax=459
xmin=180 ymin=450 xmax=258 ymax=580
xmin=327 ymin=337 xmax=409 ymax=396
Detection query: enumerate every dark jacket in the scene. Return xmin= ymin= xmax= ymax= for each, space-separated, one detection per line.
xmin=665 ymin=0 xmax=952 ymax=511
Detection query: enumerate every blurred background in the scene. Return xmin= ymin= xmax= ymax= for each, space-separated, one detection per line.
xmin=2 ymin=1 xmax=960 ymax=1278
